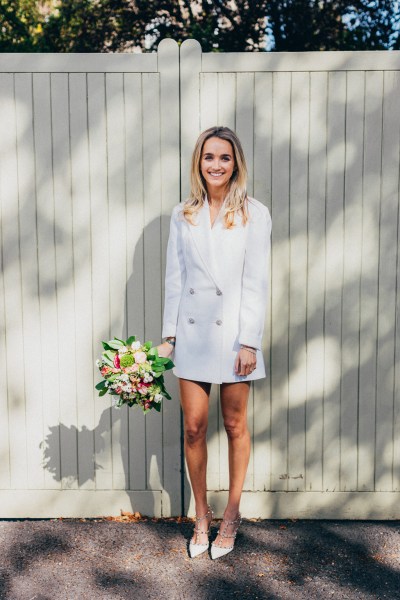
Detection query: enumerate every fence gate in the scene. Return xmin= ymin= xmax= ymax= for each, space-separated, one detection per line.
xmin=1 ymin=39 xmax=400 ymax=518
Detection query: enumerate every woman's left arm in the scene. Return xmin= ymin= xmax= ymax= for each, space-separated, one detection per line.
xmin=238 ymin=206 xmax=272 ymax=351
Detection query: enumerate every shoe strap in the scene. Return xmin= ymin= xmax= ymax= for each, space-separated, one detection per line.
xmin=192 ymin=505 xmax=213 ymax=543
xmin=194 ymin=505 xmax=213 ymax=523
xmin=215 ymin=514 xmax=241 ymax=542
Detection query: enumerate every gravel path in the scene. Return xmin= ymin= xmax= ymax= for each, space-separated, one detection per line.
xmin=0 ymin=518 xmax=399 ymax=599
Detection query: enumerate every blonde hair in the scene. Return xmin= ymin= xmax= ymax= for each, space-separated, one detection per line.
xmin=182 ymin=126 xmax=249 ymax=229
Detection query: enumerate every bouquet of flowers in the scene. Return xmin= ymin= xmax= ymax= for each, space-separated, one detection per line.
xmin=95 ymin=335 xmax=174 ymax=413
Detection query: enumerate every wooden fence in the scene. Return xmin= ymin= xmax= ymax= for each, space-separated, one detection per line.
xmin=0 ymin=39 xmax=399 ymax=518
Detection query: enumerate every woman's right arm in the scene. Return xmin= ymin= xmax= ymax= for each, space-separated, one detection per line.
xmin=161 ymin=205 xmax=186 ymax=340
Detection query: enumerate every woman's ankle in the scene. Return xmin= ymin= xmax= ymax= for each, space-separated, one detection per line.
xmin=223 ymin=505 xmax=240 ymax=520
xmin=194 ymin=502 xmax=210 ymax=517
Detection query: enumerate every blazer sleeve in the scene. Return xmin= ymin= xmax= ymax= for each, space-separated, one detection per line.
xmin=238 ymin=205 xmax=272 ymax=351
xmin=162 ymin=205 xmax=186 ymax=338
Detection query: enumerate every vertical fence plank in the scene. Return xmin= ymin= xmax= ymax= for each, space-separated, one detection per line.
xmin=158 ymin=38 xmax=181 ymax=516
xmin=51 ymin=73 xmax=79 ymax=490
xmin=180 ymin=40 xmax=201 ymax=202
xmin=305 ymin=72 xmax=327 ymax=492
xmin=358 ymin=71 xmax=383 ymax=492
xmin=253 ymin=72 xmax=273 ymax=492
xmin=124 ymin=72 xmax=147 ymax=492
xmin=14 ymin=74 xmax=44 ymax=490
xmin=142 ymin=72 xmax=163 ymax=497
xmin=287 ymin=71 xmax=309 ymax=491
xmin=0 ymin=73 xmax=28 ymax=490
xmin=375 ymin=71 xmax=399 ymax=491
xmin=340 ymin=71 xmax=364 ymax=492
xmin=87 ymin=72 xmax=113 ymax=491
xmin=323 ymin=71 xmax=346 ymax=492
xmin=0 ymin=75 xmax=13 ymax=490
xmin=270 ymin=71 xmax=291 ymax=491
xmin=105 ymin=72 xmax=129 ymax=491
xmin=200 ymin=73 xmax=218 ymax=130
xmin=69 ymin=73 xmax=95 ymax=490
xmin=33 ymin=73 xmax=62 ymax=490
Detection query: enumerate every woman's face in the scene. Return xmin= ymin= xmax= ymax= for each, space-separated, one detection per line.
xmin=200 ymin=136 xmax=236 ymax=193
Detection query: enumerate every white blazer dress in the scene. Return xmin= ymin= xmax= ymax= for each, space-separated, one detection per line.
xmin=162 ymin=194 xmax=272 ymax=384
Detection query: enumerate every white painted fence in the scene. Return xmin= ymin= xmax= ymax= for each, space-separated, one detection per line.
xmin=0 ymin=39 xmax=399 ymax=518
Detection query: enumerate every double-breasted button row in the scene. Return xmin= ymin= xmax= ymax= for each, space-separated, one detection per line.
xmin=189 ymin=287 xmax=222 ymax=296
xmin=187 ymin=317 xmax=222 ymax=325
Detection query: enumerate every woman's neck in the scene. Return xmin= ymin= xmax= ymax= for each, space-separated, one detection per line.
xmin=206 ymin=187 xmax=227 ymax=206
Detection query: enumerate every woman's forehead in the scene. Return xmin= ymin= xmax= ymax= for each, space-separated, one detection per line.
xmin=202 ymin=137 xmax=233 ymax=154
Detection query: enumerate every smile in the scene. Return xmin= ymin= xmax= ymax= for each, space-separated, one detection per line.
xmin=209 ymin=173 xmax=223 ymax=177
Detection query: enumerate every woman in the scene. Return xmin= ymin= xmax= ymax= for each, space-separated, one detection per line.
xmin=157 ymin=126 xmax=272 ymax=560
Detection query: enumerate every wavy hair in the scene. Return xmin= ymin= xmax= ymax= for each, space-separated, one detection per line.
xmin=182 ymin=126 xmax=249 ymax=229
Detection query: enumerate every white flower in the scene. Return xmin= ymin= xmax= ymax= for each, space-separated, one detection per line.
xmin=131 ymin=341 xmax=141 ymax=351
xmin=119 ymin=346 xmax=129 ymax=354
xmin=95 ymin=359 xmax=102 ymax=367
xmin=154 ymin=393 xmax=163 ymax=403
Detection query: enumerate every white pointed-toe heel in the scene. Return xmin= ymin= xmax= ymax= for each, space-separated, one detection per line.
xmin=211 ymin=512 xmax=242 ymax=560
xmin=189 ymin=505 xmax=214 ymax=558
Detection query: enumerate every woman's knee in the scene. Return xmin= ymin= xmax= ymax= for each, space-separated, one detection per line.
xmin=223 ymin=416 xmax=248 ymax=440
xmin=184 ymin=421 xmax=207 ymax=445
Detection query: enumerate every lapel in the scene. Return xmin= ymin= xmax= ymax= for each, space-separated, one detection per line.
xmin=187 ymin=195 xmax=223 ymax=291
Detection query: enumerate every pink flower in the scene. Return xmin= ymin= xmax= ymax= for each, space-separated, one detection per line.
xmin=101 ymin=366 xmax=111 ymax=376
xmin=114 ymin=354 xmax=120 ymax=369
xmin=133 ymin=351 xmax=147 ymax=364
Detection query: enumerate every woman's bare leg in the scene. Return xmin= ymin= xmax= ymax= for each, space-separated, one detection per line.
xmin=179 ymin=377 xmax=212 ymax=544
xmin=215 ymin=381 xmax=251 ymax=547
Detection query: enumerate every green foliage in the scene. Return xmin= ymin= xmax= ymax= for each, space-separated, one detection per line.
xmin=1 ymin=0 xmax=399 ymax=52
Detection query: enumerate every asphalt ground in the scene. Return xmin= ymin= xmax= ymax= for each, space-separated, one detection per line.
xmin=0 ymin=516 xmax=399 ymax=600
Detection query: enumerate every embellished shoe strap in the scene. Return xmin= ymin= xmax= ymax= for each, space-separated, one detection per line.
xmin=214 ymin=513 xmax=241 ymax=546
xmin=192 ymin=505 xmax=213 ymax=544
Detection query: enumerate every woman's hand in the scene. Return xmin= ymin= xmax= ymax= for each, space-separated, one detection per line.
xmin=234 ymin=347 xmax=257 ymax=376
xmin=156 ymin=341 xmax=175 ymax=358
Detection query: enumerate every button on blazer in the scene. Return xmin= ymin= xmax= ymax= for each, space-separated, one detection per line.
xmin=162 ymin=195 xmax=272 ymax=384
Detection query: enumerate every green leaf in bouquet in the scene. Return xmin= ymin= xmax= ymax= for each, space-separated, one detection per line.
xmin=103 ymin=349 xmax=116 ymax=362
xmin=147 ymin=347 xmax=159 ymax=358
xmin=150 ymin=366 xmax=165 ymax=375
xmin=99 ymin=388 xmax=108 ymax=397
xmin=126 ymin=335 xmax=136 ymax=346
xmin=107 ymin=340 xmax=125 ymax=350
xmin=156 ymin=356 xmax=173 ymax=366
xmin=163 ymin=358 xmax=174 ymax=369
xmin=102 ymin=356 xmax=114 ymax=368
xmin=95 ymin=380 xmax=108 ymax=390
xmin=152 ymin=402 xmax=162 ymax=412
xmin=142 ymin=341 xmax=152 ymax=351
xmin=113 ymin=337 xmax=126 ymax=345
xmin=101 ymin=341 xmax=113 ymax=351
